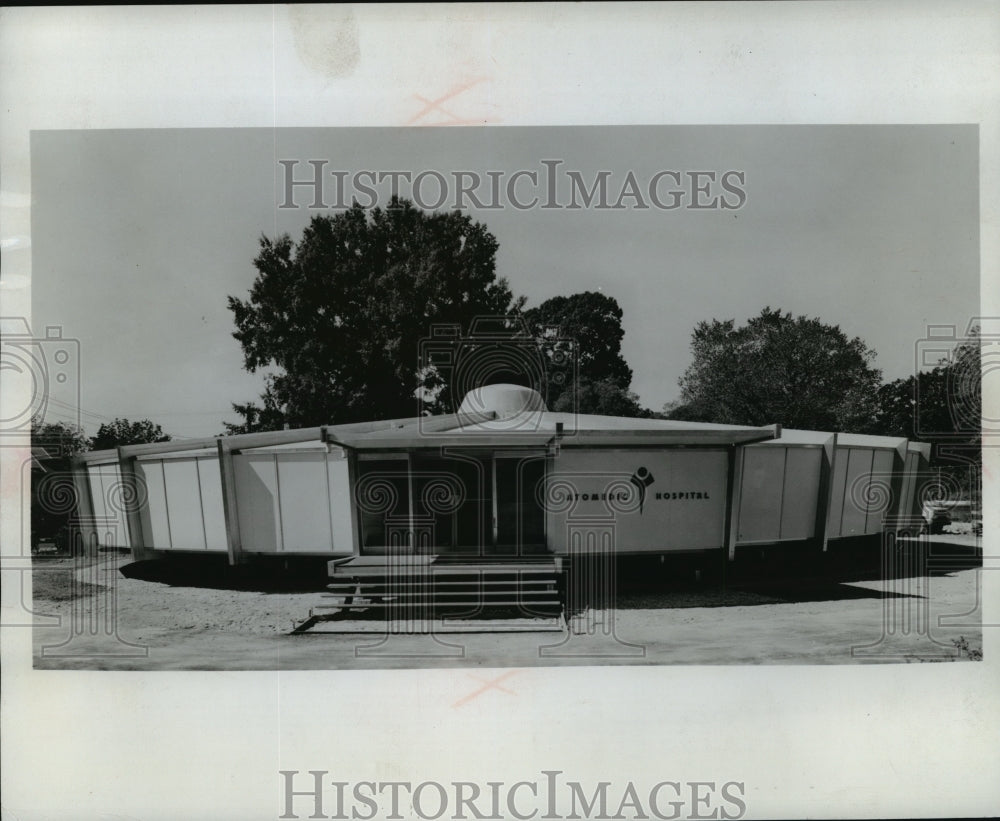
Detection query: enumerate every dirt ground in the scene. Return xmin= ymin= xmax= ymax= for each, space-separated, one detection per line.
xmin=30 ymin=537 xmax=984 ymax=669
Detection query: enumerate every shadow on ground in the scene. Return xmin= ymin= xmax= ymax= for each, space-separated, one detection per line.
xmin=574 ymin=536 xmax=982 ymax=611
xmin=114 ymin=535 xmax=982 ymax=613
xmin=120 ymin=555 xmax=332 ymax=593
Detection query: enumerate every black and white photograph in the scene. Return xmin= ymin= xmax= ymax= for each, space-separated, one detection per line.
xmin=22 ymin=124 xmax=985 ymax=669
xmin=2 ymin=4 xmax=998 ymax=821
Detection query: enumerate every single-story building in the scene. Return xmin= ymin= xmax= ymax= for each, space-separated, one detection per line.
xmin=69 ymin=384 xmax=931 ymax=568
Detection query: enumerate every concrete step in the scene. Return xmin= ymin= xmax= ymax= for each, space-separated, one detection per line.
xmin=319 ymin=554 xmax=565 ymax=631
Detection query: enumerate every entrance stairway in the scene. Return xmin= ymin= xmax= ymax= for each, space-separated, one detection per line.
xmin=292 ymin=555 xmax=565 ymax=633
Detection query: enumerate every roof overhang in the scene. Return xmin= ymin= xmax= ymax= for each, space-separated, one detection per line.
xmin=326 ymin=430 xmax=555 ymax=450
xmin=556 ymin=424 xmax=779 ymax=448
xmin=326 ymin=422 xmax=779 ymax=450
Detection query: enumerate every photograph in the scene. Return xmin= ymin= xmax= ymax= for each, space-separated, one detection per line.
xmin=2 ymin=5 xmax=997 ymax=821
xmin=24 ymin=124 xmax=985 ymax=670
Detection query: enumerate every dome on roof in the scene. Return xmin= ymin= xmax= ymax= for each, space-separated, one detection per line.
xmin=458 ymin=383 xmax=547 ymax=420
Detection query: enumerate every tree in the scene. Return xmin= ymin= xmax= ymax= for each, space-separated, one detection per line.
xmin=676 ymin=307 xmax=882 ymax=431
xmin=875 ymin=327 xmax=980 ymax=440
xmin=659 ymin=400 xmax=710 ymax=422
xmin=30 ymin=417 xmax=89 ymax=457
xmin=90 ymin=418 xmax=171 ymax=450
xmin=551 ymin=376 xmax=649 ymax=418
xmin=521 ymin=291 xmax=642 ymax=415
xmin=30 ymin=418 xmax=88 ymax=551
xmin=522 ymin=291 xmax=632 ymax=403
xmin=874 ymin=327 xmax=981 ymax=494
xmin=227 ymin=198 xmax=522 ymax=431
xmin=225 ymin=390 xmax=286 ymax=436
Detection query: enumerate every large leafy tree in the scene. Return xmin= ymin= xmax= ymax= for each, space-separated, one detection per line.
xmin=675 ymin=307 xmax=882 ymax=431
xmin=227 ymin=199 xmax=521 ymax=431
xmin=874 ymin=327 xmax=981 ymax=493
xmin=90 ymin=418 xmax=171 ymax=450
xmin=30 ymin=417 xmax=88 ymax=549
xmin=30 ymin=417 xmax=89 ymax=457
xmin=551 ymin=376 xmax=648 ymax=418
xmin=875 ymin=326 xmax=980 ymax=441
xmin=521 ymin=291 xmax=643 ymax=415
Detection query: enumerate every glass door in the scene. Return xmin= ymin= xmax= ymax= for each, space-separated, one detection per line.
xmin=494 ymin=453 xmax=547 ymax=556
xmin=412 ymin=452 xmax=491 ymax=557
xmin=359 ymin=450 xmax=549 ymax=558
xmin=355 ymin=454 xmax=411 ymax=553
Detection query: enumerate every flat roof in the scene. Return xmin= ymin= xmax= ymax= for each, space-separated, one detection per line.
xmin=837 ymin=432 xmax=908 ymax=450
xmin=326 ymin=412 xmax=779 ymax=449
xmin=72 ymin=412 xmax=932 ymax=460
xmin=752 ymin=428 xmax=833 ymax=446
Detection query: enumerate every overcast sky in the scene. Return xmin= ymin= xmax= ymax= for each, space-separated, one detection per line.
xmin=31 ymin=125 xmax=979 ymax=439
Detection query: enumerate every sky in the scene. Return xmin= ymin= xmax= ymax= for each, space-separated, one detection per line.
xmin=31 ymin=125 xmax=979 ymax=439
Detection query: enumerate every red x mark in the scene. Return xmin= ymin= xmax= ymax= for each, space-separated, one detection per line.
xmin=452 ymin=670 xmax=520 ymax=707
xmin=408 ymin=79 xmax=495 ymax=126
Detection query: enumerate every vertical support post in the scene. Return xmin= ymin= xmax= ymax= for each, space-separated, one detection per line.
xmin=117 ymin=448 xmax=153 ymax=561
xmin=888 ymin=439 xmax=909 ymax=532
xmin=406 ymin=451 xmax=415 ymax=554
xmin=724 ymin=444 xmax=744 ymax=561
xmin=491 ymin=454 xmax=499 ymax=550
xmin=217 ymin=440 xmax=244 ymax=566
xmin=347 ymin=448 xmax=362 ymax=556
xmin=908 ymin=445 xmax=932 ymax=518
xmin=817 ymin=433 xmax=838 ymax=552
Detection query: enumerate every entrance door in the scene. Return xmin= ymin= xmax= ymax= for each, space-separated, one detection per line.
xmin=494 ymin=454 xmax=547 ymax=556
xmin=412 ymin=452 xmax=492 ymax=557
xmin=406 ymin=450 xmax=548 ymax=557
xmin=357 ymin=451 xmax=549 ymax=557
xmin=355 ymin=455 xmax=412 ymax=553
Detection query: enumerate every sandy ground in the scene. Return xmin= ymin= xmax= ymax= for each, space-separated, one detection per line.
xmin=30 ymin=539 xmax=984 ymax=669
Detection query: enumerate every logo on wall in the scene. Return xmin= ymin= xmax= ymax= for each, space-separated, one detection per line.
xmin=629 ymin=467 xmax=655 ymax=514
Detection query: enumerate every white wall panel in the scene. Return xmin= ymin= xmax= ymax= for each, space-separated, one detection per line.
xmin=162 ymin=459 xmax=205 ymax=550
xmin=136 ymin=460 xmax=171 ymax=548
xmin=547 ymin=448 xmax=728 ymax=554
xmin=779 ymin=447 xmax=821 ymax=540
xmin=826 ymin=449 xmax=849 ymax=538
xmin=327 ymin=453 xmax=354 ymax=554
xmin=86 ymin=465 xmax=108 ymax=522
xmin=234 ymin=454 xmax=281 ymax=552
xmin=275 ymin=453 xmax=332 ymax=553
xmin=196 ymin=457 xmax=228 ymax=553
xmin=102 ymin=464 xmax=130 ymax=548
xmin=737 ymin=448 xmax=785 ymax=543
xmin=840 ymin=448 xmax=875 ymax=537
xmin=86 ymin=463 xmax=130 ymax=548
xmin=864 ymin=449 xmax=896 ymax=534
